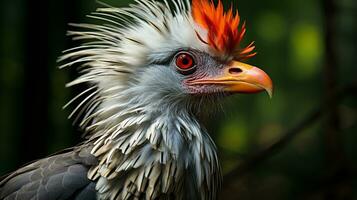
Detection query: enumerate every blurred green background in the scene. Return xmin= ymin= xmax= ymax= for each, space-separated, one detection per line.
xmin=0 ymin=0 xmax=356 ymax=199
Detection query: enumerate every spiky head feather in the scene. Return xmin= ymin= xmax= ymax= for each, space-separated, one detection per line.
xmin=192 ymin=0 xmax=256 ymax=59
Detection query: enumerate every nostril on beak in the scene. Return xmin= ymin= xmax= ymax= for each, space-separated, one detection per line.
xmin=229 ymin=68 xmax=243 ymax=75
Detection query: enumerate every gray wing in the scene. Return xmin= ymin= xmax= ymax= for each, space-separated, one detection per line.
xmin=0 ymin=146 xmax=98 ymax=200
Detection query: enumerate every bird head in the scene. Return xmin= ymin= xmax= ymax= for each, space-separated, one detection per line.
xmin=60 ymin=0 xmax=273 ymax=120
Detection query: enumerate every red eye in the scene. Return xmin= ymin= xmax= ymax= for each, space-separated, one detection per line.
xmin=175 ymin=53 xmax=195 ymax=71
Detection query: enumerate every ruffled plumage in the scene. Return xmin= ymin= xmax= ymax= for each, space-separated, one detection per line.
xmin=192 ymin=0 xmax=256 ymax=59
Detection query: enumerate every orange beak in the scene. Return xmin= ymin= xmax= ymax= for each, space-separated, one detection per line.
xmin=190 ymin=61 xmax=273 ymax=97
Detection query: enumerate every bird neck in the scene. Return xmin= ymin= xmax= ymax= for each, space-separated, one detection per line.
xmin=86 ymin=89 xmax=221 ymax=199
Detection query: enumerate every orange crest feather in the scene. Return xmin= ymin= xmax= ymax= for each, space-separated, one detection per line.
xmin=192 ymin=0 xmax=256 ymax=59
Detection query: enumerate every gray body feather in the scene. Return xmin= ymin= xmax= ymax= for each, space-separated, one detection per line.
xmin=0 ymin=146 xmax=98 ymax=200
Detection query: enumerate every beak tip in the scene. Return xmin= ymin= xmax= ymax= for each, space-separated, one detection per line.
xmin=267 ymin=89 xmax=273 ymax=99
xmin=265 ymin=79 xmax=273 ymax=99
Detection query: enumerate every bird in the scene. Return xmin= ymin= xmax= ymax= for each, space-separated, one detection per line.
xmin=0 ymin=0 xmax=273 ymax=199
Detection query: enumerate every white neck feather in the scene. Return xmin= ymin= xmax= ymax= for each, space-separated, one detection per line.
xmin=84 ymin=87 xmax=221 ymax=200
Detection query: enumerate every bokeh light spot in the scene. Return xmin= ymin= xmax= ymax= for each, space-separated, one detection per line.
xmin=289 ymin=23 xmax=323 ymax=79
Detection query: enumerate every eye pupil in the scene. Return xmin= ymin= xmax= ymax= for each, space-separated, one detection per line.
xmin=182 ymin=58 xmax=189 ymax=65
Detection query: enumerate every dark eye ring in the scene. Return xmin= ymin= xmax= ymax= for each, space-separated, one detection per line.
xmin=175 ymin=52 xmax=196 ymax=74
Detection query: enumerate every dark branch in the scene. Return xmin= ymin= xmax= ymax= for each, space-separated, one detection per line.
xmin=323 ymin=0 xmax=342 ymax=165
xmin=222 ymin=84 xmax=357 ymax=187
xmin=322 ymin=0 xmax=353 ymax=198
